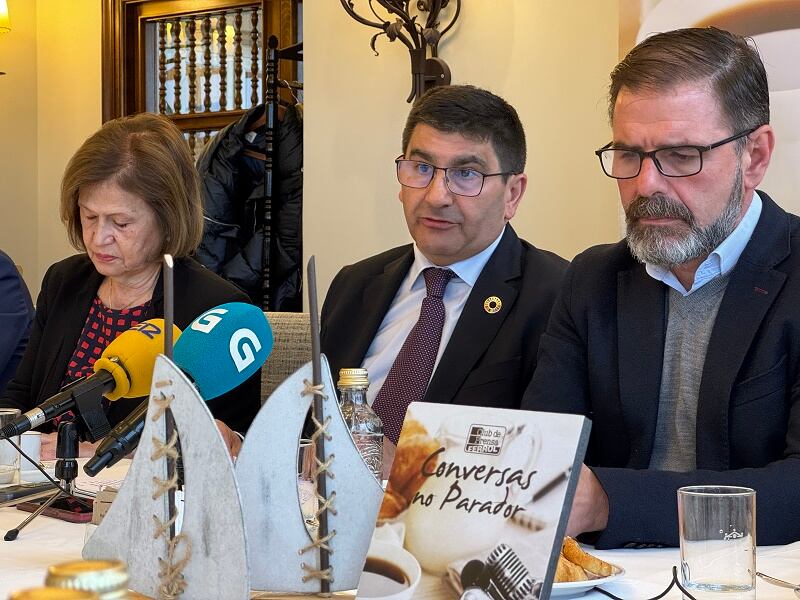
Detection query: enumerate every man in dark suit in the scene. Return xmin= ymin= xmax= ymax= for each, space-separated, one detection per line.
xmin=0 ymin=250 xmax=34 ymax=396
xmin=321 ymin=85 xmax=567 ymax=455
xmin=524 ymin=27 xmax=800 ymax=548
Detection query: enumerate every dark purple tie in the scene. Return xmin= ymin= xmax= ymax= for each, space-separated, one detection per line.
xmin=373 ymin=267 xmax=455 ymax=444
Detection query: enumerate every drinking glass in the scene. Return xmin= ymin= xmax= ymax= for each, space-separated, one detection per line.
xmin=297 ymin=438 xmax=319 ymax=537
xmin=678 ymin=486 xmax=756 ymax=596
xmin=0 ymin=408 xmax=21 ymax=484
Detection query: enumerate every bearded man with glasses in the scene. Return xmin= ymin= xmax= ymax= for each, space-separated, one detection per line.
xmin=321 ymin=85 xmax=567 ymax=466
xmin=524 ymin=27 xmax=800 ymax=549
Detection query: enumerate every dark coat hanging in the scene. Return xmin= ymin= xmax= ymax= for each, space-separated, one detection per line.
xmin=195 ymin=103 xmax=303 ymax=311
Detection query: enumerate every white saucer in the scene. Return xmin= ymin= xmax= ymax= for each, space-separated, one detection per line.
xmin=20 ymin=467 xmax=56 ymax=484
xmin=550 ymin=566 xmax=625 ymax=597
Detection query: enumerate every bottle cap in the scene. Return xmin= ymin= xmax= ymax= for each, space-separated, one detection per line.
xmin=9 ymin=589 xmax=99 ymax=600
xmin=338 ymin=368 xmax=369 ymax=388
xmin=45 ymin=560 xmax=129 ymax=599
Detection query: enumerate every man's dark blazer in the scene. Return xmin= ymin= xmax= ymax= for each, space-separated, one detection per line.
xmin=0 ymin=250 xmax=34 ymax=396
xmin=321 ymin=226 xmax=567 ymax=409
xmin=1 ymin=254 xmax=261 ymax=433
xmin=523 ymin=192 xmax=800 ymax=548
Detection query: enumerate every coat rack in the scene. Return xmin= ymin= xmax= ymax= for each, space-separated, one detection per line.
xmin=340 ymin=0 xmax=460 ymax=102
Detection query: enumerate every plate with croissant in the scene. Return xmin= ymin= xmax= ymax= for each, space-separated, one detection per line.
xmin=551 ymin=536 xmax=624 ymax=597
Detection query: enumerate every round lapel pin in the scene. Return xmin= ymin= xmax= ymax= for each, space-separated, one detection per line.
xmin=483 ymin=296 xmax=502 ymax=314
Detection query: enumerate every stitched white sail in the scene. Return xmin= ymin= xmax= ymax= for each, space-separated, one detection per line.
xmin=236 ymin=355 xmax=384 ymax=592
xmin=83 ymin=355 xmax=249 ymax=599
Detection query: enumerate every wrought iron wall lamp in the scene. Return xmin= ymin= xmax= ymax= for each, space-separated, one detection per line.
xmin=340 ymin=0 xmax=460 ymax=102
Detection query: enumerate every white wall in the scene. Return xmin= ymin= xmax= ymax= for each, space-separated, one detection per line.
xmin=0 ymin=0 xmax=37 ymax=285
xmin=304 ymin=2 xmax=622 ymax=300
xmin=35 ymin=0 xmax=102 ymax=294
xmin=637 ymin=0 xmax=800 ymax=219
xmin=0 ymin=0 xmax=101 ymax=298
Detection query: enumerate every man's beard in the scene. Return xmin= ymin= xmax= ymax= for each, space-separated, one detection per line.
xmin=625 ymin=167 xmax=744 ymax=268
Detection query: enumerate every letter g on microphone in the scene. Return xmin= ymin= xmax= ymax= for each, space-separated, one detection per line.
xmin=174 ymin=303 xmax=274 ymax=400
xmin=191 ymin=308 xmax=228 ymax=333
xmin=230 ymin=328 xmax=262 ymax=372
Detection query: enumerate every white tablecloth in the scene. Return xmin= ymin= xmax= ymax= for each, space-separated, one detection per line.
xmin=588 ymin=542 xmax=800 ymax=599
xmin=0 ymin=458 xmax=128 ymax=596
xmin=2 ymin=460 xmax=800 ymax=599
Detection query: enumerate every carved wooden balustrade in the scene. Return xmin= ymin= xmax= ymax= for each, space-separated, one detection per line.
xmin=103 ymin=0 xmax=300 ymax=158
xmin=151 ymin=6 xmax=262 ymax=157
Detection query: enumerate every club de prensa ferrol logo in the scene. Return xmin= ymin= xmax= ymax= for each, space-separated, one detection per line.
xmin=464 ymin=424 xmax=507 ymax=456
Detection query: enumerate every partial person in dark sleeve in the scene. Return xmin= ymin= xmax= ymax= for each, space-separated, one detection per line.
xmin=0 ymin=113 xmax=260 ymax=457
xmin=0 ymin=250 xmax=34 ymax=396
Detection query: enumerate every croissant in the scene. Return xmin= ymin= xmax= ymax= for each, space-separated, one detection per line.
xmin=378 ymin=418 xmax=441 ymax=519
xmin=378 ymin=489 xmax=408 ymax=521
xmin=561 ymin=536 xmax=614 ymax=577
xmin=392 ymin=433 xmax=441 ymax=502
xmin=555 ymin=555 xmax=588 ymax=582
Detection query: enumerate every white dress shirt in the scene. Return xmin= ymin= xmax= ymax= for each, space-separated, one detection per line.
xmin=361 ymin=227 xmax=506 ymax=406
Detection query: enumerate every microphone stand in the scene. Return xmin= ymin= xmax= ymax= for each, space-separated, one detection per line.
xmin=4 ymin=420 xmax=90 ymax=541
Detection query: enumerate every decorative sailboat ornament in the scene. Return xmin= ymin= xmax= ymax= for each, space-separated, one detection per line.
xmin=236 ymin=355 xmax=383 ymax=592
xmin=83 ymin=355 xmax=250 ymax=599
xmin=83 ymin=256 xmax=384 ymax=596
xmin=238 ymin=255 xmax=384 ymax=592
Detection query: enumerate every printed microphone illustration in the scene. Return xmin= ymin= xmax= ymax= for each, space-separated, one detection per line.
xmin=83 ymin=302 xmax=273 ymax=476
xmin=460 ymin=559 xmax=495 ymax=600
xmin=459 ymin=545 xmax=540 ymax=600
xmin=0 ymin=319 xmax=180 ymax=440
xmin=486 ymin=543 xmax=540 ymax=600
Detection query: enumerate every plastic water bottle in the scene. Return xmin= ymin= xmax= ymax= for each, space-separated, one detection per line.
xmin=337 ymin=368 xmax=382 ymax=480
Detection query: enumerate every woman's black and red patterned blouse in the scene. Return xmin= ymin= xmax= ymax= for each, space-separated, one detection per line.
xmin=63 ymin=297 xmax=153 ymax=387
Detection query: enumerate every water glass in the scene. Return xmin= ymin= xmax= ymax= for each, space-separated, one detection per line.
xmin=678 ymin=486 xmax=756 ymax=596
xmin=0 ymin=408 xmax=22 ymax=484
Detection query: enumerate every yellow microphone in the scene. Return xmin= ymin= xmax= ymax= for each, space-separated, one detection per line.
xmin=94 ymin=318 xmax=182 ymax=401
xmin=0 ymin=319 xmax=181 ymax=438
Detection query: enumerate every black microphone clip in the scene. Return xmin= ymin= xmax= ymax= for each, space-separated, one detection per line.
xmin=0 ymin=371 xmax=114 ymax=442
xmin=84 ymin=399 xmax=148 ymax=477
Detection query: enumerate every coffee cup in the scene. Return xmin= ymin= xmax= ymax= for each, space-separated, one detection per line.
xmin=356 ymin=540 xmax=422 ymax=600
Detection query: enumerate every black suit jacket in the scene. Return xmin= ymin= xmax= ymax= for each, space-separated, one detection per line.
xmin=524 ymin=193 xmax=800 ymax=548
xmin=1 ymin=254 xmax=261 ymax=433
xmin=321 ymin=226 xmax=567 ymax=408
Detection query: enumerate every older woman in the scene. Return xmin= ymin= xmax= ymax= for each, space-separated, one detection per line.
xmin=0 ymin=113 xmax=260 ymax=451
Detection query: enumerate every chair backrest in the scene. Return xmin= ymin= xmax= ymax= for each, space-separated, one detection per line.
xmin=262 ymin=311 xmax=312 ymax=403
